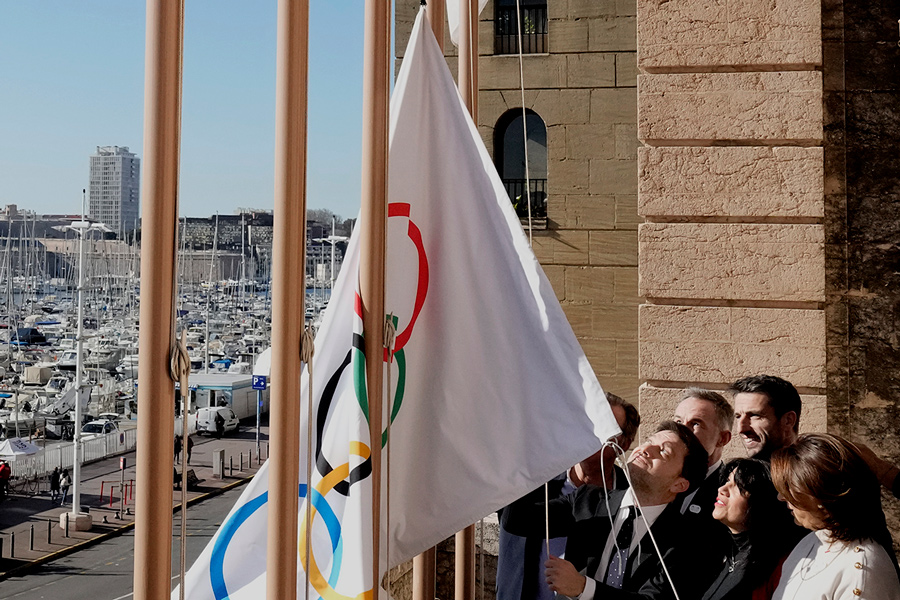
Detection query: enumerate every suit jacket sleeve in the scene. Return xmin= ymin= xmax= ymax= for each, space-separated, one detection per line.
xmin=501 ymin=485 xmax=579 ymax=539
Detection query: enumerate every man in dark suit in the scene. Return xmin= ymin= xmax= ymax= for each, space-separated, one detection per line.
xmin=673 ymin=388 xmax=733 ymax=520
xmin=506 ymin=421 xmax=717 ymax=600
xmin=497 ymin=393 xmax=640 ymax=600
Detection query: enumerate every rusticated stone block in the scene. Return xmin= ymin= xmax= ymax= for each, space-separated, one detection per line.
xmin=637 ymin=0 xmax=821 ymax=70
xmin=638 ymin=72 xmax=823 ymax=142
xmin=638 ymin=385 xmax=827 ymax=454
xmin=639 ymin=305 xmax=826 ymax=387
xmin=591 ymin=159 xmax=638 ymax=195
xmin=543 ymin=265 xmax=566 ymax=301
xmin=567 ymin=53 xmax=616 ymax=88
xmin=638 ymin=147 xmax=824 ymax=218
xmin=593 ymin=305 xmax=639 ymax=339
xmin=615 ymin=194 xmax=640 ymax=230
xmin=639 ymin=223 xmax=825 ymax=301
xmin=591 ymin=88 xmax=638 ymax=124
xmin=569 ymin=0 xmax=618 ymax=18
xmin=565 ymin=266 xmax=616 ymax=303
xmin=480 ymin=55 xmax=567 ymax=90
xmin=528 ymin=89 xmax=592 ymax=126
xmin=549 ymin=18 xmax=590 ymax=53
xmin=616 ymin=53 xmax=638 ymax=87
xmin=548 ymin=158 xmax=590 ymax=194
xmin=566 ymin=124 xmax=616 ymax=160
xmin=590 ymin=230 xmax=638 ymax=266
xmin=580 ymin=337 xmax=619 ymax=375
xmin=556 ymin=195 xmax=616 ymax=229
xmin=532 ymin=230 xmax=590 ymax=265
xmin=589 ymin=17 xmax=637 ymax=52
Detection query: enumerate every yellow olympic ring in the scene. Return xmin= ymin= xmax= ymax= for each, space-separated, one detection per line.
xmin=299 ymin=441 xmax=373 ymax=600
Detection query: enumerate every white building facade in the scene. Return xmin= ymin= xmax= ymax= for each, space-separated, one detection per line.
xmin=88 ymin=146 xmax=140 ymax=233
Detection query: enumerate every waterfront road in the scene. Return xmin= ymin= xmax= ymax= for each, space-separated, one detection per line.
xmin=0 ymin=482 xmax=246 ymax=599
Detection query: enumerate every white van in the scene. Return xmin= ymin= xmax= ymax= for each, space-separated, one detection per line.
xmin=196 ymin=406 xmax=239 ymax=436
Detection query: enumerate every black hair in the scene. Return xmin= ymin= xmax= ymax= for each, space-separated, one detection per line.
xmin=655 ymin=420 xmax=708 ymax=491
xmin=728 ymin=375 xmax=802 ymax=432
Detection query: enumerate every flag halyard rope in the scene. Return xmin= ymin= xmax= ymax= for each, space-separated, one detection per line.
xmin=301 ymin=325 xmax=316 ymax=600
xmin=514 ymin=0 xmax=534 ymax=247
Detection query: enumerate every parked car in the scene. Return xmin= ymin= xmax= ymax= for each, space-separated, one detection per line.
xmin=196 ymin=406 xmax=239 ymax=436
xmin=81 ymin=419 xmax=120 ymax=440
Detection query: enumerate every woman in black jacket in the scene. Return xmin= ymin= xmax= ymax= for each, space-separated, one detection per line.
xmin=700 ymin=458 xmax=800 ymax=600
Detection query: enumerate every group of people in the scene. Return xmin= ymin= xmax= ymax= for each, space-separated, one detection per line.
xmin=497 ymin=375 xmax=900 ymax=600
xmin=49 ymin=466 xmax=71 ymax=506
xmin=174 ymin=434 xmax=194 ymax=464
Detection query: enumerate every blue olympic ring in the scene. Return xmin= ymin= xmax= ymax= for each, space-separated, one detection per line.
xmin=210 ymin=484 xmax=344 ymax=600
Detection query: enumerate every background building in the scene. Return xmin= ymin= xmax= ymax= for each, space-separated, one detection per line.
xmin=88 ymin=146 xmax=140 ymax=234
xmin=398 ymin=0 xmax=641 ymax=405
xmin=395 ymin=0 xmax=900 ymax=583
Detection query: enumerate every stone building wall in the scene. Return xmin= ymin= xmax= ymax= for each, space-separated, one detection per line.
xmin=396 ymin=0 xmax=641 ymax=402
xmin=634 ymin=0 xmax=828 ymax=449
xmin=822 ymin=0 xmax=900 ymax=536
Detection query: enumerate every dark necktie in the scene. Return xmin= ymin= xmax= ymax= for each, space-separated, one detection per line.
xmin=604 ymin=506 xmax=638 ymax=589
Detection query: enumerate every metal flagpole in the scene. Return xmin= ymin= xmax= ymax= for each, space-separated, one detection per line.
xmin=133 ymin=0 xmax=184 ymax=598
xmin=456 ymin=1 xmax=479 ymax=598
xmin=267 ymin=0 xmax=310 ymax=598
xmin=360 ymin=0 xmax=390 ymax=595
xmin=414 ymin=3 xmax=442 ymax=599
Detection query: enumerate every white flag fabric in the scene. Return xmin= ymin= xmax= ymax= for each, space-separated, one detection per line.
xmin=446 ymin=0 xmax=489 ymax=46
xmin=178 ymin=10 xmax=618 ymax=600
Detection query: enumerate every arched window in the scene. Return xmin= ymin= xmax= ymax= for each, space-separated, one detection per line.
xmin=495 ymin=109 xmax=548 ymax=222
xmin=495 ymin=0 xmax=548 ymax=54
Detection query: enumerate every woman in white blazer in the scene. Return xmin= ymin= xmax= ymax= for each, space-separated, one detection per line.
xmin=770 ymin=434 xmax=900 ymax=600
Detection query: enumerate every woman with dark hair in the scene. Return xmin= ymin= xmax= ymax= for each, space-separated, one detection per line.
xmin=700 ymin=458 xmax=800 ymax=600
xmin=770 ymin=433 xmax=900 ymax=599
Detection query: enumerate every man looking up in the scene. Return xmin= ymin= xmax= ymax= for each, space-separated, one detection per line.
xmin=506 ymin=421 xmax=716 ymax=600
xmin=497 ymin=393 xmax=639 ymax=600
xmin=729 ymin=375 xmax=801 ymax=461
xmin=673 ymin=388 xmax=733 ymax=518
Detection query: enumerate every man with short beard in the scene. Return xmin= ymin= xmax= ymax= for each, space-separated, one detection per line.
xmin=496 ymin=394 xmax=639 ymax=600
xmin=504 ymin=421 xmax=717 ymax=600
xmin=729 ymin=375 xmax=801 ymax=461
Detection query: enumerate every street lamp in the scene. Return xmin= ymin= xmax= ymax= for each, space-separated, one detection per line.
xmin=313 ymin=217 xmax=348 ymax=290
xmin=54 ymin=190 xmax=111 ymax=531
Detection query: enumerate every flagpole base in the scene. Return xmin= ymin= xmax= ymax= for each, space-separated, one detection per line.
xmin=60 ymin=512 xmax=93 ymax=531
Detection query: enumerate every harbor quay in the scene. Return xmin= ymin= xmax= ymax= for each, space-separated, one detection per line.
xmin=0 ymin=423 xmax=266 ymax=581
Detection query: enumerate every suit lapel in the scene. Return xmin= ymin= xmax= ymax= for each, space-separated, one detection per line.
xmin=583 ymin=489 xmax=625 ymax=577
xmin=625 ymin=502 xmax=679 ymax=585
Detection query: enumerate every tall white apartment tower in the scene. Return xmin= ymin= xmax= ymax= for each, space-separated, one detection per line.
xmin=88 ymin=146 xmax=140 ymax=233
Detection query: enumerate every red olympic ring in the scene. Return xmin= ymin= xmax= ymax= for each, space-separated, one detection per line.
xmin=353 ymin=202 xmax=429 ymax=362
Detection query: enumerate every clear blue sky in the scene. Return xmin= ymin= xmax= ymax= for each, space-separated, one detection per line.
xmin=0 ymin=1 xmax=368 ymax=220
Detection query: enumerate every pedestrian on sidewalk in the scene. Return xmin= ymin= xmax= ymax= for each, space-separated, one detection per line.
xmin=174 ymin=435 xmax=183 ymax=463
xmin=214 ymin=412 xmax=225 ymax=439
xmin=59 ymin=469 xmax=71 ymax=506
xmin=186 ymin=435 xmax=194 ymax=465
xmin=0 ymin=459 xmax=10 ymax=501
xmin=50 ymin=466 xmax=61 ymax=503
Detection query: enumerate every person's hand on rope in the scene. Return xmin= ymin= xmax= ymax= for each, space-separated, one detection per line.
xmin=545 ymin=556 xmax=586 ymax=597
